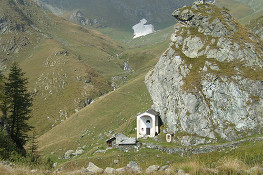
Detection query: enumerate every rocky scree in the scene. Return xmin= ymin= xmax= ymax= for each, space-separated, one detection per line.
xmin=145 ymin=3 xmax=263 ymax=146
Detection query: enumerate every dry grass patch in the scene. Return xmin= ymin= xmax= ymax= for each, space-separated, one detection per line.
xmin=217 ymin=157 xmax=249 ymax=174
xmin=170 ymin=161 xmax=204 ymax=174
xmin=0 ymin=165 xmax=32 ymax=175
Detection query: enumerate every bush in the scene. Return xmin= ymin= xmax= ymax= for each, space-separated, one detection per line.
xmin=0 ymin=130 xmax=19 ymax=159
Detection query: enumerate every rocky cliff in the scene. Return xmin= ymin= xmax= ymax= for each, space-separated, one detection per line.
xmin=0 ymin=0 xmax=34 ymax=57
xmin=145 ymin=3 xmax=263 ymax=146
xmin=69 ymin=10 xmax=91 ymax=26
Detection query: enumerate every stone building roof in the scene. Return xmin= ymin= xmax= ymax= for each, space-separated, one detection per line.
xmin=116 ymin=134 xmax=136 ymax=145
xmin=106 ymin=133 xmax=136 ymax=145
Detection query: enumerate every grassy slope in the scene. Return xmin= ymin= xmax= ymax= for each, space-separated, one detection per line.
xmin=1 ymin=0 xmax=127 ymax=135
xmin=37 ymin=38 xmax=169 ymax=147
xmin=48 ymin=20 xmax=125 ymax=79
xmin=216 ymin=0 xmax=263 ymax=24
xmin=35 ymin=3 xmax=263 ymax=173
xmin=37 ymin=36 xmax=170 ymax=162
xmin=1 ymin=139 xmax=263 ymax=174
xmin=1 ymin=0 xmax=258 ymax=173
xmin=21 ymin=38 xmax=111 ymax=135
xmin=61 ymin=13 xmax=175 ymax=46
xmin=57 ymin=138 xmax=263 ymax=173
xmin=247 ymin=15 xmax=263 ymax=39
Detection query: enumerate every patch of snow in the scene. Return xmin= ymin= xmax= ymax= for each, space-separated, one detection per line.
xmin=132 ymin=19 xmax=155 ymax=39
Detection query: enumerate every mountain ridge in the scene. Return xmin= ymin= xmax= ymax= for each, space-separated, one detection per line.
xmin=38 ymin=0 xmax=196 ymax=31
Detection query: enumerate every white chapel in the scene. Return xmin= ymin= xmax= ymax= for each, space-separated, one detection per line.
xmin=137 ymin=109 xmax=161 ymax=138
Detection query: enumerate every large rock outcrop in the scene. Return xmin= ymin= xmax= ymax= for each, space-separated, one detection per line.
xmin=69 ymin=10 xmax=92 ymax=26
xmin=145 ymin=3 xmax=263 ymax=146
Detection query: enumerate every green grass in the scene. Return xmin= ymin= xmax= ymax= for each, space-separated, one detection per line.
xmin=39 ymin=135 xmax=263 ymax=174
xmin=2 ymin=1 xmax=263 ymax=174
xmin=1 ymin=0 xmax=130 ymax=136
xmin=35 ymin=29 xmax=172 ymax=168
xmin=216 ymin=0 xmax=263 ymax=24
xmin=37 ymin=72 xmax=153 ymax=151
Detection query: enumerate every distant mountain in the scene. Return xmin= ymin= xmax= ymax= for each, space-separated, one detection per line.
xmin=236 ymin=0 xmax=263 ymax=12
xmin=38 ymin=0 xmax=196 ymax=31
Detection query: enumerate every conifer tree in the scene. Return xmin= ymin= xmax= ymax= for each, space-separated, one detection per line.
xmin=4 ymin=62 xmax=33 ymax=149
xmin=29 ymin=130 xmax=39 ymax=163
xmin=0 ymin=70 xmax=5 ymax=130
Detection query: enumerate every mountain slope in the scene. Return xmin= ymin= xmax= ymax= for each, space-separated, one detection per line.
xmin=248 ymin=15 xmax=263 ymax=40
xmin=36 ymin=36 xmax=170 ymax=163
xmin=34 ymin=2 xmax=263 ymax=173
xmin=216 ymin=0 xmax=263 ymax=24
xmin=0 ymin=0 xmax=124 ymax=135
xmin=39 ymin=0 xmax=195 ymax=31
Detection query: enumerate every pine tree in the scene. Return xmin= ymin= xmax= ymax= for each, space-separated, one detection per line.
xmin=29 ymin=130 xmax=39 ymax=164
xmin=4 ymin=62 xmax=33 ymax=149
xmin=0 ymin=70 xmax=5 ymax=130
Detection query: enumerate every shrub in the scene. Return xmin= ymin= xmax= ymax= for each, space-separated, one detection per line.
xmin=0 ymin=130 xmax=18 ymax=159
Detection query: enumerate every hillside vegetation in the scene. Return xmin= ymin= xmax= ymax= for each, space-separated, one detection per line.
xmin=1 ymin=1 xmax=263 ymax=174
xmin=35 ymin=2 xmax=263 ymax=174
xmin=216 ymin=0 xmax=263 ymax=24
xmin=0 ymin=0 xmax=125 ymax=135
xmin=37 ymin=38 xmax=169 ymax=154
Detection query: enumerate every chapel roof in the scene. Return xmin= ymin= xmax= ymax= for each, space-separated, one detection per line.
xmin=146 ymin=109 xmax=159 ymax=116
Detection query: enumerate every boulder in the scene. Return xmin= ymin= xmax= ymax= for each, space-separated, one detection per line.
xmin=113 ymin=159 xmax=119 ymax=164
xmin=178 ymin=169 xmax=190 ymax=175
xmin=125 ymin=161 xmax=142 ymax=174
xmin=116 ymin=167 xmax=126 ymax=174
xmin=104 ymin=167 xmax=116 ymax=174
xmin=145 ymin=165 xmax=160 ymax=173
xmin=64 ymin=150 xmax=74 ymax=159
xmin=86 ymin=162 xmax=104 ymax=174
xmin=160 ymin=165 xmax=169 ymax=171
xmin=94 ymin=149 xmax=106 ymax=154
xmin=73 ymin=147 xmax=84 ymax=156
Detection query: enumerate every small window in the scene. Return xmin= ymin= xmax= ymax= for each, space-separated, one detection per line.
xmin=141 ymin=128 xmax=144 ymax=131
xmin=146 ymin=120 xmax=151 ymax=123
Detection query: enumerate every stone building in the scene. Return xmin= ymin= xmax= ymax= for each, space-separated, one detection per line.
xmin=106 ymin=133 xmax=136 ymax=148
